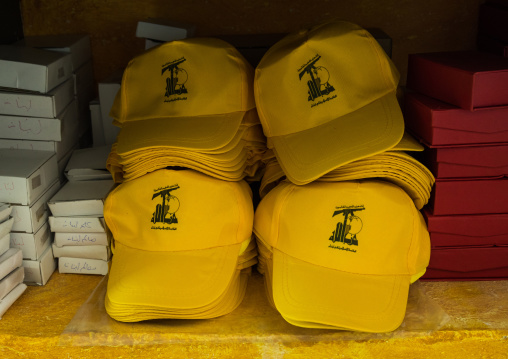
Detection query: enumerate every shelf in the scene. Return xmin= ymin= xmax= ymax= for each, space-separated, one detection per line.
xmin=1 ymin=271 xmax=507 ymax=358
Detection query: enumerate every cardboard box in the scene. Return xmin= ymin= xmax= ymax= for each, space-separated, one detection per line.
xmin=0 ymin=248 xmax=22 ymax=280
xmin=0 ymin=98 xmax=78 ymax=141
xmin=48 ymin=179 xmax=115 ymax=217
xmin=64 ymin=145 xmax=112 ymax=181
xmin=0 ymin=45 xmax=72 ymax=93
xmin=0 ymin=217 xmax=13 ymax=239
xmin=135 ymin=18 xmax=196 ymax=42
xmin=407 ymin=51 xmax=508 ymax=110
xmin=98 ymin=70 xmax=123 ymax=145
xmin=0 ymin=234 xmax=10 ymax=256
xmin=477 ymin=35 xmax=508 ymax=58
xmin=422 ymin=246 xmax=508 ymax=280
xmin=10 ymin=179 xmax=60 ymax=233
xmin=0 ymin=283 xmax=27 ymax=319
xmin=17 ymin=34 xmax=92 ymax=72
xmin=10 ymin=222 xmax=52 ymax=260
xmin=0 ymin=203 xmax=11 ymax=223
xmin=423 ymin=209 xmax=508 ymax=247
xmin=58 ymin=257 xmax=109 ymax=275
xmin=0 ymin=77 xmax=74 ymax=118
xmin=22 ymin=245 xmax=56 ymax=285
xmin=52 ymin=243 xmax=110 ymax=261
xmin=0 ymin=149 xmax=58 ymax=206
xmin=404 ymin=92 xmax=508 ymax=146
xmin=0 ymin=267 xmax=24 ymax=300
xmin=54 ymin=232 xmax=109 ymax=247
xmin=89 ymin=98 xmax=105 ymax=147
xmin=48 ymin=216 xmax=106 ymax=233
xmin=0 ymin=139 xmax=57 ymax=153
xmin=478 ymin=2 xmax=508 ymax=43
xmin=429 ymin=177 xmax=508 ymax=215
xmin=424 ymin=143 xmax=508 ymax=179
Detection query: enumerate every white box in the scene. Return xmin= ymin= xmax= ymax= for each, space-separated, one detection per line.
xmin=0 ymin=45 xmax=73 ymax=93
xmin=64 ymin=145 xmax=112 ymax=181
xmin=54 ymin=232 xmax=109 ymax=247
xmin=0 ymin=283 xmax=27 ymax=319
xmin=58 ymin=257 xmax=109 ymax=275
xmin=0 ymin=217 xmax=13 ymax=239
xmin=98 ymin=70 xmax=123 ymax=145
xmin=57 ymin=146 xmax=76 ymax=184
xmin=18 ymin=34 xmax=92 ymax=72
xmin=0 ymin=139 xmax=57 ymax=152
xmin=0 ymin=203 xmax=11 ymax=222
xmin=10 ymin=222 xmax=52 ymax=260
xmin=0 ymin=267 xmax=24 ymax=300
xmin=89 ymin=98 xmax=105 ymax=147
xmin=0 ymin=248 xmax=22 ymax=280
xmin=0 ymin=149 xmax=58 ymax=206
xmin=0 ymin=234 xmax=10 ymax=256
xmin=135 ymin=18 xmax=196 ymax=42
xmin=10 ymin=179 xmax=60 ymax=233
xmin=48 ymin=179 xmax=114 ymax=217
xmin=48 ymin=216 xmax=106 ymax=233
xmin=0 ymin=77 xmax=74 ymax=118
xmin=22 ymin=245 xmax=56 ymax=285
xmin=0 ymin=98 xmax=78 ymax=141
xmin=52 ymin=243 xmax=110 ymax=261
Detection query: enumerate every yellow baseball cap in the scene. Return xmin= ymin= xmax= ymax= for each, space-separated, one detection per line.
xmin=254 ymin=179 xmax=430 ymax=332
xmin=254 ymin=21 xmax=404 ymax=185
xmin=104 ymin=168 xmax=255 ymax=321
xmin=111 ymin=37 xmax=255 ymax=153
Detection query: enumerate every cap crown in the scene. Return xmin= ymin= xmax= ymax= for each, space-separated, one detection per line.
xmin=255 ymin=21 xmax=400 ymax=137
xmin=105 ymin=169 xmax=254 ymax=251
xmin=254 ymin=180 xmax=429 ymax=277
xmin=111 ymin=37 xmax=255 ymax=124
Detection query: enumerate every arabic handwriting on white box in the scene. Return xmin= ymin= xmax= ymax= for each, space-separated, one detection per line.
xmin=67 ymin=234 xmax=97 ymax=244
xmin=64 ymin=261 xmax=97 ymax=272
xmin=0 ymin=182 xmax=15 ymax=191
xmin=62 ymin=220 xmax=93 ymax=229
xmin=6 ymin=119 xmax=43 ymax=135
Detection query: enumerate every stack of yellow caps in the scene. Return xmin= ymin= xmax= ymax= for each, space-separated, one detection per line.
xmin=254 ymin=180 xmax=430 ymax=332
xmin=259 ymin=133 xmax=435 ymax=210
xmin=253 ymin=20 xmax=433 ymax=332
xmin=104 ymin=169 xmax=256 ymax=322
xmin=106 ymin=37 xmax=267 ymax=184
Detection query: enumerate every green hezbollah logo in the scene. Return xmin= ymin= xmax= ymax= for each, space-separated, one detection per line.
xmin=162 ymin=57 xmax=188 ymax=103
xmin=151 ymin=184 xmax=180 ymax=230
xmin=328 ymin=205 xmax=365 ymax=253
xmin=298 ymin=54 xmax=336 ymax=107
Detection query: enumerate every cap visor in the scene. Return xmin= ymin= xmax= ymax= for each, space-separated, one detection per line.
xmin=270 ymin=92 xmax=404 ymax=185
xmin=272 ymin=249 xmax=410 ymax=332
xmin=117 ymin=111 xmax=245 ymax=154
xmin=106 ymin=241 xmax=242 ymax=311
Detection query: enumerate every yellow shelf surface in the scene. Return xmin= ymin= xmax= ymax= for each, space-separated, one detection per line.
xmin=0 ymin=271 xmax=507 ymax=358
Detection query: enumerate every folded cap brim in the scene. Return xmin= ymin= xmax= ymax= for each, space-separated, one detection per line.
xmin=270 ymin=91 xmax=404 ymax=185
xmin=106 ymin=241 xmax=242 ymax=312
xmin=272 ymin=249 xmax=410 ymax=332
xmin=117 ymin=111 xmax=245 ymax=154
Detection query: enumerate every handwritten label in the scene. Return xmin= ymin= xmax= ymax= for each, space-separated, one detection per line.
xmin=66 ymin=234 xmax=97 ymax=244
xmin=63 ymin=261 xmax=97 ymax=273
xmin=62 ymin=220 xmax=93 ymax=229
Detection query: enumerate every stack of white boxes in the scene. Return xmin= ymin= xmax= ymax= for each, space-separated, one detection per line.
xmin=0 ymin=149 xmax=59 ymax=285
xmin=0 ymin=203 xmax=26 ymax=318
xmin=47 ymin=146 xmax=114 ymax=276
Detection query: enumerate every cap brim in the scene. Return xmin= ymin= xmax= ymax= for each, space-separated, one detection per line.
xmin=270 ymin=92 xmax=404 ymax=185
xmin=272 ymin=249 xmax=410 ymax=332
xmin=117 ymin=111 xmax=245 ymax=154
xmin=106 ymin=241 xmax=242 ymax=312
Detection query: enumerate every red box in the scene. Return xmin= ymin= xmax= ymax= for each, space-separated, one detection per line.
xmin=404 ymin=92 xmax=508 ymax=146
xmin=407 ymin=51 xmax=508 ymax=110
xmin=478 ymin=2 xmax=508 ymax=43
xmin=423 ymin=209 xmax=508 ymax=248
xmin=422 ymin=246 xmax=508 ymax=280
xmin=424 ymin=144 xmax=508 ymax=178
xmin=429 ymin=177 xmax=508 ymax=215
xmin=478 ymin=35 xmax=508 ymax=58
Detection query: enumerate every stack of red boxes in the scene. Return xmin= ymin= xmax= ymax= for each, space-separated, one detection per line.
xmin=404 ymin=50 xmax=508 ymax=280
